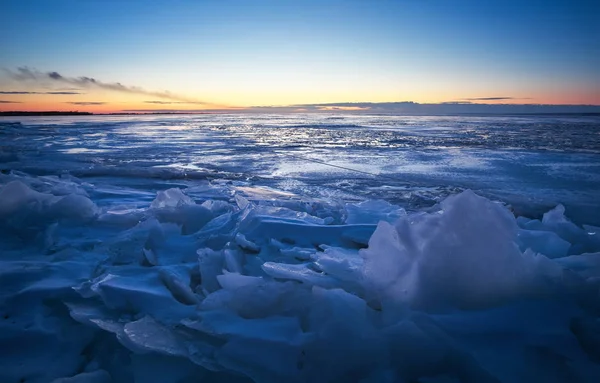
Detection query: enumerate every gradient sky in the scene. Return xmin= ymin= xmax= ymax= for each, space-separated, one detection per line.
xmin=1 ymin=0 xmax=599 ymax=112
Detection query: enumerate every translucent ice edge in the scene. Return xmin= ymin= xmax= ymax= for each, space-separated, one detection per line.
xmin=1 ymin=172 xmax=600 ymax=383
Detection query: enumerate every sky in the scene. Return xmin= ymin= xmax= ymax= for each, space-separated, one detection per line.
xmin=0 ymin=0 xmax=599 ymax=113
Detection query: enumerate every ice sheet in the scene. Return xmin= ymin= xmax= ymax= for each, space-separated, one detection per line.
xmin=2 ymin=114 xmax=600 ymax=382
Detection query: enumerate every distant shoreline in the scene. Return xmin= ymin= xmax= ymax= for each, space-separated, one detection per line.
xmin=0 ymin=111 xmax=212 ymax=116
xmin=1 ymin=111 xmax=599 ymax=117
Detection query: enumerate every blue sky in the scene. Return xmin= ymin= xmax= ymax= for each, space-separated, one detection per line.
xmin=0 ymin=0 xmax=598 ymax=111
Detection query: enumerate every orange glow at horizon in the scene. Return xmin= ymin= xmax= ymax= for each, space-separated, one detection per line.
xmin=1 ymin=86 xmax=599 ymax=114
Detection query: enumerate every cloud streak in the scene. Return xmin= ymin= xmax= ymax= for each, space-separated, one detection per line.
xmin=5 ymin=66 xmax=209 ymax=105
xmin=460 ymin=97 xmax=532 ymax=101
xmin=0 ymin=90 xmax=81 ymax=95
xmin=0 ymin=100 xmax=22 ymax=103
xmin=66 ymin=102 xmax=106 ymax=106
xmin=144 ymin=100 xmax=193 ymax=105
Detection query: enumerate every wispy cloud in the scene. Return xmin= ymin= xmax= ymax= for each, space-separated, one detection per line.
xmin=460 ymin=97 xmax=531 ymax=101
xmin=121 ymin=109 xmax=213 ymax=113
xmin=5 ymin=66 xmax=210 ymax=105
xmin=144 ymin=100 xmax=192 ymax=105
xmin=0 ymin=100 xmax=22 ymax=103
xmin=48 ymin=91 xmax=82 ymax=95
xmin=7 ymin=67 xmax=37 ymax=80
xmin=66 ymin=102 xmax=106 ymax=106
xmin=0 ymin=90 xmax=81 ymax=95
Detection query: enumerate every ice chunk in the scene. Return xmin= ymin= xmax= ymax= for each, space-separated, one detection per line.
xmin=159 ymin=268 xmax=198 ymax=305
xmin=80 ymin=272 xmax=196 ymax=321
xmin=50 ymin=193 xmax=98 ymax=222
xmin=224 ymin=249 xmax=244 ymax=273
xmin=0 ymin=180 xmax=54 ymax=217
xmin=279 ymin=246 xmax=315 ymax=261
xmin=554 ymin=252 xmax=600 ymax=279
xmin=262 ymin=262 xmax=339 ymax=288
xmin=0 ymin=181 xmax=97 ymax=225
xmin=345 ymin=199 xmax=406 ymax=224
xmin=151 ymin=188 xmax=194 ymax=208
xmin=541 ymin=204 xmax=600 ymax=253
xmin=234 ymin=194 xmax=250 ymax=210
xmin=98 ymin=206 xmax=146 ymax=229
xmin=217 ymin=272 xmax=264 ymax=291
xmin=65 ymin=301 xmax=118 ymax=328
xmin=312 ymin=247 xmax=364 ymax=292
xmin=240 ymin=214 xmax=376 ymax=249
xmin=201 ymin=279 xmax=312 ymax=319
xmin=0 ymin=180 xmax=97 ymax=225
xmin=235 ymin=233 xmax=260 ymax=253
xmin=142 ymin=248 xmax=158 ymax=266
xmin=153 ymin=203 xmax=214 ymax=235
xmin=517 ymin=229 xmax=571 ymax=258
xmin=123 ymin=316 xmax=188 ymax=357
xmin=106 ymin=218 xmax=164 ymax=265
xmin=197 ymin=248 xmax=225 ymax=293
xmin=201 ymin=199 xmax=234 ymax=215
xmin=361 ymin=190 xmax=555 ymax=310
xmin=252 ymin=204 xmax=331 ymax=225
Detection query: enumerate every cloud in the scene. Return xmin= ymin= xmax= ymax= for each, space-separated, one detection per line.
xmin=0 ymin=100 xmax=22 ymax=103
xmin=0 ymin=91 xmax=36 ymax=94
xmin=460 ymin=97 xmax=531 ymax=101
xmin=66 ymin=102 xmax=106 ymax=106
xmin=0 ymin=90 xmax=81 ymax=95
xmin=48 ymin=72 xmax=63 ymax=80
xmin=47 ymin=91 xmax=82 ymax=95
xmin=6 ymin=67 xmax=37 ymax=80
xmin=316 ymin=106 xmax=370 ymax=111
xmin=144 ymin=101 xmax=192 ymax=105
xmin=121 ymin=109 xmax=208 ymax=113
xmin=5 ymin=66 xmax=210 ymax=105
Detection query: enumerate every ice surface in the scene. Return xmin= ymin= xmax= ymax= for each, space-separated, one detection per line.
xmin=2 ymin=114 xmax=600 ymax=382
xmin=3 ymin=179 xmax=600 ymax=382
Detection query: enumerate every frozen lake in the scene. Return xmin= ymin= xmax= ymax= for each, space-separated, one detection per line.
xmin=2 ymin=113 xmax=600 ymax=224
xmin=1 ymin=113 xmax=600 ymax=383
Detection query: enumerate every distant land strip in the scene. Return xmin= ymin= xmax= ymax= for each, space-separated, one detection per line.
xmin=1 ymin=110 xmax=599 ymax=117
xmin=0 ymin=111 xmax=93 ymax=116
xmin=0 ymin=111 xmax=213 ymax=116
